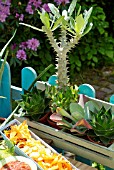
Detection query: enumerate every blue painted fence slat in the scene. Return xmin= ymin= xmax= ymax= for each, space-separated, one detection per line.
xmin=21 ymin=67 xmax=37 ymax=93
xmin=78 ymin=83 xmax=96 ymax=98
xmin=0 ymin=60 xmax=11 ymax=118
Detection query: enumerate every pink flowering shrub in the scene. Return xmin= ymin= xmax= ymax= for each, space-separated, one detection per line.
xmin=15 ymin=38 xmax=40 ymax=61
xmin=0 ymin=0 xmax=70 ymax=79
xmin=1 ymin=0 xmax=70 ymax=68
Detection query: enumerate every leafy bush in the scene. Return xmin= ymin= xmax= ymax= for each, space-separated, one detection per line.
xmin=69 ymin=1 xmax=114 ymax=79
xmin=0 ymin=0 xmax=56 ymax=81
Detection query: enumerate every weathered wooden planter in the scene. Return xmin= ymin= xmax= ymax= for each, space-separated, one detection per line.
xmin=14 ymin=95 xmax=114 ymax=170
xmin=13 ymin=66 xmax=114 ymax=170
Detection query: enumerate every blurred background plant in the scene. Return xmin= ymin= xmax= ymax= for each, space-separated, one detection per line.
xmin=0 ymin=0 xmax=114 ymax=85
xmin=0 ymin=29 xmax=16 ymax=81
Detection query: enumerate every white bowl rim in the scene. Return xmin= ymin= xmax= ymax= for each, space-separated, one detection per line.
xmin=0 ymin=155 xmax=37 ymax=170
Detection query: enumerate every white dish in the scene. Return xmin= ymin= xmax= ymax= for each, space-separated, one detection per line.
xmin=0 ymin=156 xmax=37 ymax=170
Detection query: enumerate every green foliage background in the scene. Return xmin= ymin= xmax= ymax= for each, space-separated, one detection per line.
xmin=0 ymin=0 xmax=114 ymax=84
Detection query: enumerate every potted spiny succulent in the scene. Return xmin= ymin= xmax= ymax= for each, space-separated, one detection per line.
xmin=19 ymin=0 xmax=93 ymax=112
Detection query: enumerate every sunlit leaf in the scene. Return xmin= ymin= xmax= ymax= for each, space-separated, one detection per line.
xmin=70 ymin=103 xmax=85 ymax=120
xmin=0 ymin=29 xmax=17 ymax=58
xmin=56 ymin=107 xmax=75 ymax=122
xmin=76 ymin=119 xmax=92 ymax=129
xmin=81 ymin=7 xmax=93 ymax=33
xmin=40 ymin=12 xmax=50 ymax=29
xmin=77 ymin=6 xmax=81 ymax=16
xmin=75 ymin=14 xmax=85 ymax=33
xmin=52 ymin=16 xmax=64 ymax=31
xmin=0 ymin=50 xmax=8 ymax=82
xmin=82 ymin=23 xmax=93 ymax=36
xmin=48 ymin=3 xmax=60 ymax=18
xmin=68 ymin=0 xmax=77 ymax=16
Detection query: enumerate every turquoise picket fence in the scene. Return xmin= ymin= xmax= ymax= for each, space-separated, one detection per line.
xmin=0 ymin=60 xmax=97 ymax=118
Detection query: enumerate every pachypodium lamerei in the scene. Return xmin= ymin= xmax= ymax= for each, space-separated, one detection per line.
xmin=20 ymin=0 xmax=93 ymax=88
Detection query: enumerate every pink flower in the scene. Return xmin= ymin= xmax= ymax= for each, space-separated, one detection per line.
xmin=26 ymin=0 xmax=42 ymax=14
xmin=16 ymin=50 xmax=27 ymax=60
xmin=54 ymin=0 xmax=70 ymax=5
xmin=11 ymin=43 xmax=17 ymax=50
xmin=15 ymin=13 xmax=24 ymax=21
xmin=0 ymin=0 xmax=11 ymax=22
xmin=27 ymin=38 xmax=40 ymax=51
xmin=25 ymin=4 xmax=34 ymax=14
xmin=42 ymin=3 xmax=50 ymax=13
xmin=15 ymin=13 xmax=19 ymax=18
xmin=19 ymin=14 xmax=24 ymax=21
xmin=19 ymin=42 xmax=28 ymax=50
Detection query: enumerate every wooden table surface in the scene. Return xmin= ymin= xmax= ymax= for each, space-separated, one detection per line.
xmin=68 ymin=158 xmax=97 ymax=170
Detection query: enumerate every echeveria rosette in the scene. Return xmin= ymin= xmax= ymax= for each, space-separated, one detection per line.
xmin=89 ymin=106 xmax=114 ymax=146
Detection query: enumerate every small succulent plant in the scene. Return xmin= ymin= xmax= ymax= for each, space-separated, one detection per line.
xmin=46 ymin=84 xmax=79 ymax=112
xmin=17 ymin=64 xmax=53 ymax=121
xmin=18 ymin=87 xmax=51 ymax=121
xmin=50 ymin=100 xmax=114 ymax=146
xmin=50 ymin=102 xmax=92 ymax=135
xmin=89 ymin=105 xmax=114 ymax=146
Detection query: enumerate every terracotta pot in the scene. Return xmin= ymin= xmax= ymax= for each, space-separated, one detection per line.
xmin=87 ymin=135 xmax=104 ymax=145
xmin=0 ymin=117 xmax=6 ymax=124
xmin=87 ymin=135 xmax=114 ymax=147
xmin=38 ymin=111 xmax=51 ymax=124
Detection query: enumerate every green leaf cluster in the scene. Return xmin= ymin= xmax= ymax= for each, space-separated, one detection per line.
xmin=18 ymin=87 xmax=51 ymax=121
xmin=47 ymin=85 xmax=79 ymax=112
xmin=69 ymin=2 xmax=114 ymax=77
xmin=50 ymin=100 xmax=114 ymax=146
xmin=89 ymin=106 xmax=114 ymax=146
